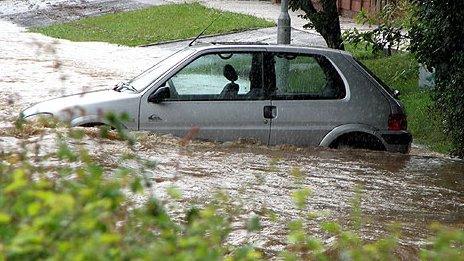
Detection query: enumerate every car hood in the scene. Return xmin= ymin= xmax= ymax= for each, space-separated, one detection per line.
xmin=22 ymin=89 xmax=139 ymax=118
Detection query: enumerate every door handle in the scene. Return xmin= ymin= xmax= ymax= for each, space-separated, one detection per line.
xmin=263 ymin=106 xmax=276 ymax=119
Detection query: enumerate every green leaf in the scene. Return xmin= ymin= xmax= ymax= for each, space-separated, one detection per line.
xmin=130 ymin=177 xmax=143 ymax=193
xmin=27 ymin=202 xmax=42 ymax=216
xmin=166 ymin=186 xmax=182 ymax=200
xmin=321 ymin=221 xmax=341 ymax=235
xmin=0 ymin=213 xmax=11 ymax=224
xmin=291 ymin=188 xmax=312 ymax=209
xmin=5 ymin=169 xmax=27 ymax=193
xmin=246 ymin=215 xmax=261 ymax=232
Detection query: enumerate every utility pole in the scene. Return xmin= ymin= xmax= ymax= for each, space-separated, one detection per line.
xmin=277 ymin=0 xmax=291 ymax=44
xmin=276 ymin=0 xmax=291 ymax=92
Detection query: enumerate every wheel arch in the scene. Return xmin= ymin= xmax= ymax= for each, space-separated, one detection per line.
xmin=320 ymin=124 xmax=387 ymax=149
xmin=70 ymin=115 xmax=127 ymax=129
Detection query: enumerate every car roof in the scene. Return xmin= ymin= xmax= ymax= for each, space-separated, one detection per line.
xmin=188 ymin=42 xmax=345 ymax=55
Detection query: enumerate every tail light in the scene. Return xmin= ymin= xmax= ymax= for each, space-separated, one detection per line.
xmin=388 ymin=113 xmax=407 ymax=131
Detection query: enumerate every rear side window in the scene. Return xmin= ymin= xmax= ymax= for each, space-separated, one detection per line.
xmin=354 ymin=57 xmax=395 ymax=96
xmin=272 ymin=53 xmax=346 ymax=100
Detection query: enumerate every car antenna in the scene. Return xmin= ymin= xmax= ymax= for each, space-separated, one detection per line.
xmin=189 ymin=12 xmax=223 ymax=46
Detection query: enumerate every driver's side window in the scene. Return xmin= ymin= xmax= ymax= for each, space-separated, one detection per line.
xmin=166 ymin=52 xmax=264 ymax=101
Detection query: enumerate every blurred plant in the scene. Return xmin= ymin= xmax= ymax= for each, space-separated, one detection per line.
xmin=355 ymin=0 xmax=416 ymax=28
xmin=0 ymin=114 xmax=259 ymax=260
xmin=343 ymin=0 xmax=416 ymax=55
xmin=283 ymin=184 xmax=401 ymax=260
xmin=1 ymin=114 xmax=463 ymax=259
xmin=420 ymin=223 xmax=464 ymax=260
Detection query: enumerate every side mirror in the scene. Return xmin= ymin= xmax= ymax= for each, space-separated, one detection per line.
xmin=148 ymin=86 xmax=170 ymax=103
xmin=393 ymin=89 xmax=400 ymax=99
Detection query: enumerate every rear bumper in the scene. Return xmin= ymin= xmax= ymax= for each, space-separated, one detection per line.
xmin=380 ymin=131 xmax=413 ymax=154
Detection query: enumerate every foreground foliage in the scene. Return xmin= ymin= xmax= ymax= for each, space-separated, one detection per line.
xmin=1 ymin=118 xmax=252 ymax=259
xmin=1 ymin=115 xmax=463 ymax=260
xmin=410 ymin=0 xmax=464 ymax=158
xmin=31 ymin=3 xmax=274 ymax=46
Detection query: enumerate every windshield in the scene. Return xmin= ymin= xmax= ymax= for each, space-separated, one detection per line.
xmin=128 ymin=49 xmax=195 ymax=92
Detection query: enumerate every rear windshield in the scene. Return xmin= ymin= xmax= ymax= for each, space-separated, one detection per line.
xmin=354 ymin=57 xmax=396 ymax=96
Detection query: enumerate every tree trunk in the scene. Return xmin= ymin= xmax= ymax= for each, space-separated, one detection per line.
xmin=289 ymin=0 xmax=345 ymax=50
xmin=320 ymin=15 xmax=345 ymax=49
xmin=319 ymin=0 xmax=345 ymax=50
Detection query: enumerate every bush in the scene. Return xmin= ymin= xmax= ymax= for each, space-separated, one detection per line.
xmin=1 ymin=115 xmax=463 ymax=259
xmin=410 ymin=0 xmax=464 ymax=158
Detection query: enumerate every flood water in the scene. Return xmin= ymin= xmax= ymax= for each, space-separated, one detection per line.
xmin=0 ymin=19 xmax=463 ymax=258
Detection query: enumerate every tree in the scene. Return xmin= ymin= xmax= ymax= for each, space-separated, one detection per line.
xmin=410 ymin=0 xmax=464 ymax=158
xmin=289 ymin=0 xmax=344 ymax=50
xmin=343 ymin=0 xmax=414 ymax=56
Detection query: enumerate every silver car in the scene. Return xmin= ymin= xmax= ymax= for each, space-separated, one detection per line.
xmin=22 ymin=43 xmax=412 ymax=153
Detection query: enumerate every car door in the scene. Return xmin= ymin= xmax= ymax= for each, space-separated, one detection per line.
xmin=268 ymin=52 xmax=349 ymax=146
xmin=139 ymin=51 xmax=272 ymax=144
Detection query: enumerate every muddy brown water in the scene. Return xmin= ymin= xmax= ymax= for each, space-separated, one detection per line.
xmin=1 ymin=129 xmax=463 ymax=257
xmin=0 ymin=18 xmax=463 ymax=258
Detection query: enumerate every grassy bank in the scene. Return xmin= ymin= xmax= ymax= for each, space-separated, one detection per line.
xmin=347 ymin=45 xmax=450 ymax=153
xmin=31 ymin=3 xmax=274 ymax=46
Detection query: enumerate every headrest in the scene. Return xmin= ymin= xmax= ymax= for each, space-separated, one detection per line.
xmin=223 ymin=64 xmax=238 ymax=82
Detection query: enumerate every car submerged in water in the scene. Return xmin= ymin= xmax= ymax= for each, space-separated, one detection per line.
xmin=22 ymin=43 xmax=412 ymax=153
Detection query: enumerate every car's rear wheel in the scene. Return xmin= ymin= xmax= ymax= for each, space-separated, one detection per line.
xmin=330 ymin=132 xmax=386 ymax=151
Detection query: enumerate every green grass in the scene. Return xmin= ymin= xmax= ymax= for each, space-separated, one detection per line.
xmin=346 ymin=44 xmax=451 ymax=153
xmin=31 ymin=3 xmax=275 ymax=46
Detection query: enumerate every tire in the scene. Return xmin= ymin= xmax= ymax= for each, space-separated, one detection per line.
xmin=331 ymin=132 xmax=386 ymax=151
